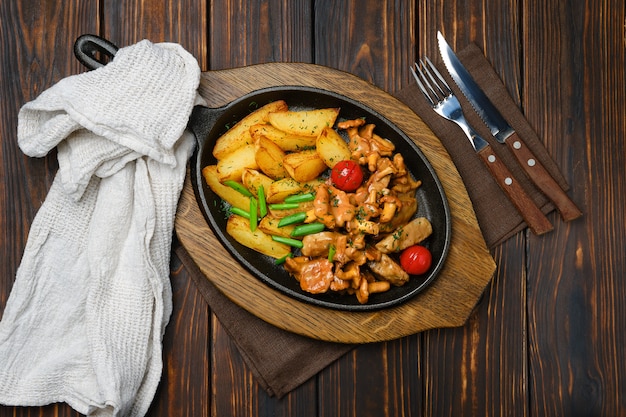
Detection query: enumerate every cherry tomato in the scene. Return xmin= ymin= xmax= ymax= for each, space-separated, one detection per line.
xmin=400 ymin=245 xmax=432 ymax=275
xmin=330 ymin=160 xmax=363 ymax=192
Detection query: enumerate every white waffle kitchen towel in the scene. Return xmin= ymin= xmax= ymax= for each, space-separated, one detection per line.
xmin=0 ymin=39 xmax=201 ymax=416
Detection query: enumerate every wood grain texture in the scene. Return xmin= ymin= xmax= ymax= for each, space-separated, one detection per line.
xmin=0 ymin=3 xmax=99 ymax=417
xmin=418 ymin=2 xmax=531 ymax=417
xmin=205 ymin=3 xmax=318 ymax=415
xmin=96 ymin=2 xmax=212 ymax=417
xmin=102 ymin=0 xmax=208 ymax=70
xmin=1 ymin=0 xmax=624 ymax=416
xmin=175 ymin=63 xmax=495 ymax=343
xmin=317 ymin=337 xmax=421 ymax=417
xmin=209 ymin=0 xmax=313 ymax=69
xmin=523 ymin=0 xmax=626 ymax=416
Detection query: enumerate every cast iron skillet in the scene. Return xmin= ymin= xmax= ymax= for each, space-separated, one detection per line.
xmin=187 ymin=87 xmax=451 ymax=311
xmin=74 ymin=35 xmax=452 ymax=311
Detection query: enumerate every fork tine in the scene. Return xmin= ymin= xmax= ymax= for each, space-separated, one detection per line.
xmin=423 ymin=57 xmax=453 ymax=96
xmin=410 ymin=63 xmax=436 ymax=106
xmin=416 ymin=61 xmax=442 ymax=102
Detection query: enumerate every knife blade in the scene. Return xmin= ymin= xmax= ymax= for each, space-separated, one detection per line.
xmin=437 ymin=31 xmax=582 ymax=222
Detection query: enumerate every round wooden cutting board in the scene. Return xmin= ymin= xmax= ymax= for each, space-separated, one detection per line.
xmin=175 ymin=62 xmax=496 ymax=344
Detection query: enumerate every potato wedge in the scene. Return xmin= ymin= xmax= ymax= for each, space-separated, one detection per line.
xmin=316 ymin=126 xmax=352 ymax=168
xmin=258 ymin=215 xmax=298 ymax=238
xmin=266 ymin=178 xmax=303 ymax=203
xmin=250 ymin=124 xmax=317 ymax=151
xmin=265 ymin=177 xmax=324 ymax=203
xmin=202 ymin=165 xmax=250 ymax=212
xmin=241 ymin=168 xmax=273 ymax=197
xmin=254 ymin=136 xmax=288 ymax=179
xmin=283 ymin=149 xmax=328 ymax=182
xmin=213 ymin=100 xmax=288 ymax=159
xmin=227 ymin=215 xmax=291 ymax=259
xmin=268 ymin=201 xmax=314 ymax=219
xmin=216 ymin=144 xmax=258 ymax=182
xmin=267 ymin=108 xmax=340 ymax=137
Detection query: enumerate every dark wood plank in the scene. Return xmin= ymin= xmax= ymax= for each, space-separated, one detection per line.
xmin=313 ymin=1 xmax=423 ymax=416
xmin=206 ymin=1 xmax=318 ymax=415
xmin=0 ymin=0 xmax=97 ymax=305
xmin=208 ymin=0 xmax=313 ymax=69
xmin=417 ymin=2 xmax=529 ymax=416
xmin=98 ymin=2 xmax=212 ymax=417
xmin=102 ymin=0 xmax=208 ymax=70
xmin=523 ymin=0 xmax=626 ymax=415
xmin=315 ymin=0 xmax=416 ymax=93
xmin=210 ymin=315 xmax=319 ymax=416
xmin=317 ymin=337 xmax=421 ymax=417
xmin=146 ymin=246 xmax=211 ymax=417
xmin=0 ymin=1 xmax=99 ymax=416
xmin=421 ymin=236 xmax=528 ymax=416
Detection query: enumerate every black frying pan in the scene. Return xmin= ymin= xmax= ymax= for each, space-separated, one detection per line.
xmin=74 ymin=35 xmax=452 ymax=311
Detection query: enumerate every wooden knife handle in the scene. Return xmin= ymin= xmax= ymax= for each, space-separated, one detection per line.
xmin=504 ymin=132 xmax=582 ymax=222
xmin=477 ymin=145 xmax=554 ymax=235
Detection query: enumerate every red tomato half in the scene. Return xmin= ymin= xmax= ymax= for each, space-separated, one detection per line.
xmin=330 ymin=160 xmax=363 ymax=192
xmin=400 ymin=245 xmax=432 ymax=275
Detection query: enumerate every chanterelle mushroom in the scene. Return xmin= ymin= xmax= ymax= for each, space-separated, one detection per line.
xmin=367 ymin=253 xmax=409 ymax=286
xmin=375 ymin=217 xmax=433 ymax=253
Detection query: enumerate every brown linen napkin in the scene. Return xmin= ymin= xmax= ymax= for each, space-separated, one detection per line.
xmin=397 ymin=43 xmax=569 ymax=247
xmin=174 ymin=242 xmax=352 ymax=398
xmin=175 ymin=43 xmax=571 ymax=398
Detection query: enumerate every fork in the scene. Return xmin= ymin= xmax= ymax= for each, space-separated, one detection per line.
xmin=411 ymin=58 xmax=553 ymax=235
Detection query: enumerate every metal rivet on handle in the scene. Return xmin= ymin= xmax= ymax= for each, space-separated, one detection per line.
xmin=513 ymin=141 xmax=522 ymax=149
xmin=504 ymin=177 xmax=513 ymax=185
xmin=488 ymin=155 xmax=496 ymax=163
xmin=527 ymin=158 xmax=536 ymax=167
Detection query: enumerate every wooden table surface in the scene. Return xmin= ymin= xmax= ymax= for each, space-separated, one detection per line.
xmin=1 ymin=1 xmax=624 ymax=416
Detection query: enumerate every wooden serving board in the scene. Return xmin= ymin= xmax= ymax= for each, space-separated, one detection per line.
xmin=175 ymin=63 xmax=495 ymax=343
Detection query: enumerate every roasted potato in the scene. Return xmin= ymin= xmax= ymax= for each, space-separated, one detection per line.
xmin=254 ymin=136 xmax=288 ymax=179
xmin=265 ymin=177 xmax=324 ymax=203
xmin=268 ymin=201 xmax=314 ymax=219
xmin=241 ymin=168 xmax=273 ymax=197
xmin=216 ymin=144 xmax=258 ymax=182
xmin=213 ymin=100 xmax=288 ymax=160
xmin=267 ymin=108 xmax=340 ymax=137
xmin=258 ymin=215 xmax=298 ymax=238
xmin=202 ymin=165 xmax=250 ymax=212
xmin=226 ymin=215 xmax=291 ymax=259
xmin=316 ymin=126 xmax=352 ymax=168
xmin=282 ymin=149 xmax=328 ymax=182
xmin=265 ymin=178 xmax=304 ymax=203
xmin=250 ymin=124 xmax=317 ymax=152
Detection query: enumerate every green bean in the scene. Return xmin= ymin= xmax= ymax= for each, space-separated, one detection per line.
xmin=291 ymin=222 xmax=325 ymax=237
xmin=223 ymin=180 xmax=253 ymax=197
xmin=284 ymin=192 xmax=315 ymax=204
xmin=249 ymin=198 xmax=258 ymax=231
xmin=269 ymin=203 xmax=300 ymax=210
xmin=230 ymin=207 xmax=250 ymax=219
xmin=258 ymin=185 xmax=268 ymax=218
xmin=271 ymin=235 xmax=304 ymax=248
xmin=328 ymin=244 xmax=336 ymax=262
xmin=278 ymin=212 xmax=307 ymax=227
xmin=274 ymin=253 xmax=292 ymax=265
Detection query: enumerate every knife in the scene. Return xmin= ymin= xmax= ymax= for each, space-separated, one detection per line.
xmin=437 ymin=31 xmax=582 ymax=222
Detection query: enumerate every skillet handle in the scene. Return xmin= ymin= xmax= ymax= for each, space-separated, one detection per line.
xmin=74 ymin=34 xmax=119 ymax=70
xmin=188 ymin=105 xmax=227 ymax=148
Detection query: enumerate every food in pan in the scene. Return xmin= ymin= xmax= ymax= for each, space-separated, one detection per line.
xmin=202 ymin=100 xmax=433 ymax=304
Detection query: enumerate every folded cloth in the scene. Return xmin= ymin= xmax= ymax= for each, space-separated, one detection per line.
xmin=176 ymin=42 xmax=571 ymax=398
xmin=0 ymin=40 xmax=201 ymax=416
